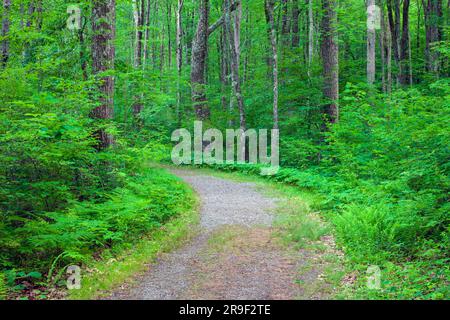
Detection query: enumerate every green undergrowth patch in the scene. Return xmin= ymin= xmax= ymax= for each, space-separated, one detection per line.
xmin=2 ymin=165 xmax=199 ymax=300
xmin=69 ymin=185 xmax=199 ymax=300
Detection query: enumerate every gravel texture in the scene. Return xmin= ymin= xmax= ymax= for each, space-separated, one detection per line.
xmin=108 ymin=169 xmax=305 ymax=300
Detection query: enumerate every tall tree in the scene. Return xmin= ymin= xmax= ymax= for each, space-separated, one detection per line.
xmin=190 ymin=0 xmax=239 ymax=121
xmin=191 ymin=0 xmax=210 ymax=120
xmin=308 ymin=0 xmax=314 ymax=77
xmin=387 ymin=0 xmax=401 ymax=84
xmin=132 ymin=0 xmax=145 ymax=116
xmin=265 ymin=0 xmax=279 ymax=130
xmin=91 ymin=0 xmax=116 ymax=149
xmin=176 ymin=0 xmax=184 ymax=125
xmin=225 ymin=0 xmax=246 ymax=131
xmin=380 ymin=0 xmax=392 ymax=93
xmin=367 ymin=0 xmax=377 ymax=85
xmin=143 ymin=0 xmax=151 ymax=67
xmin=291 ymin=0 xmax=300 ymax=47
xmin=399 ymin=0 xmax=411 ymax=85
xmin=423 ymin=0 xmax=443 ymax=74
xmin=320 ymin=0 xmax=339 ymax=124
xmin=1 ymin=0 xmax=11 ymax=67
xmin=281 ymin=0 xmax=290 ymax=48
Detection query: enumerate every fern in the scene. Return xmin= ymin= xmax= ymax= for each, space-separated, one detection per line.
xmin=0 ymin=272 xmax=7 ymax=300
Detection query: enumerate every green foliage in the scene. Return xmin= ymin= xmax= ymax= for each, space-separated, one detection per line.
xmin=0 ymin=272 xmax=6 ymax=300
xmin=197 ymin=81 xmax=450 ymax=298
xmin=0 ymin=0 xmax=448 ymax=300
xmin=1 ymin=166 xmax=190 ymax=271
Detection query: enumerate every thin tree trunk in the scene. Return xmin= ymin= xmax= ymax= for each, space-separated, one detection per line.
xmin=387 ymin=0 xmax=401 ymax=85
xmin=191 ymin=0 xmax=210 ymax=120
xmin=176 ymin=0 xmax=184 ymax=125
xmin=225 ymin=0 xmax=246 ymax=131
xmin=321 ymin=0 xmax=339 ymax=124
xmin=1 ymin=0 xmax=11 ymax=68
xmin=423 ymin=0 xmax=443 ymax=75
xmin=132 ymin=0 xmax=140 ymax=67
xmin=232 ymin=0 xmax=242 ymax=67
xmin=23 ymin=1 xmax=35 ymax=64
xmin=167 ymin=1 xmax=172 ymax=68
xmin=308 ymin=0 xmax=314 ymax=78
xmin=367 ymin=0 xmax=376 ymax=85
xmin=281 ymin=0 xmax=290 ymax=48
xmin=91 ymin=0 xmax=116 ymax=149
xmin=292 ymin=0 xmax=300 ymax=47
xmin=79 ymin=20 xmax=88 ymax=81
xmin=243 ymin=2 xmax=251 ymax=82
xmin=143 ymin=0 xmax=151 ymax=68
xmin=132 ymin=0 xmax=145 ymax=116
xmin=266 ymin=0 xmax=279 ymax=130
xmin=151 ymin=1 xmax=158 ymax=69
xmin=399 ymin=0 xmax=410 ymax=85
xmin=380 ymin=0 xmax=387 ymax=92
xmin=381 ymin=0 xmax=393 ymax=93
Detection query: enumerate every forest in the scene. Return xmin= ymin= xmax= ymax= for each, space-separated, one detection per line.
xmin=0 ymin=0 xmax=448 ymax=300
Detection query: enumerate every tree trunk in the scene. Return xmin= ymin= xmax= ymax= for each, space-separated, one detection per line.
xmin=220 ymin=26 xmax=230 ymax=111
xmin=423 ymin=0 xmax=443 ymax=74
xmin=281 ymin=0 xmax=290 ymax=48
xmin=399 ymin=0 xmax=410 ymax=85
xmin=23 ymin=1 xmax=35 ymax=64
xmin=191 ymin=0 xmax=210 ymax=121
xmin=79 ymin=20 xmax=88 ymax=81
xmin=143 ymin=0 xmax=151 ymax=68
xmin=292 ymin=0 xmax=300 ymax=47
xmin=321 ymin=0 xmax=339 ymax=124
xmin=1 ymin=0 xmax=11 ymax=68
xmin=132 ymin=0 xmax=145 ymax=116
xmin=167 ymin=1 xmax=172 ymax=68
xmin=176 ymin=0 xmax=184 ymax=125
xmin=380 ymin=0 xmax=392 ymax=93
xmin=265 ymin=0 xmax=279 ymax=130
xmin=91 ymin=0 xmax=116 ymax=149
xmin=367 ymin=0 xmax=376 ymax=85
xmin=232 ymin=0 xmax=242 ymax=67
xmin=308 ymin=0 xmax=314 ymax=77
xmin=387 ymin=0 xmax=401 ymax=85
xmin=225 ymin=0 xmax=246 ymax=131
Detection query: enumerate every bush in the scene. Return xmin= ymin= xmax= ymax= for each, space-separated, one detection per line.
xmin=1 ymin=167 xmax=191 ymax=273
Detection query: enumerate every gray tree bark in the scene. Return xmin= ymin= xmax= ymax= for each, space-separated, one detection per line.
xmin=265 ymin=0 xmax=279 ymax=130
xmin=176 ymin=0 xmax=184 ymax=125
xmin=225 ymin=0 xmax=246 ymax=131
xmin=1 ymin=0 xmax=11 ymax=68
xmin=367 ymin=0 xmax=376 ymax=85
xmin=423 ymin=0 xmax=443 ymax=74
xmin=91 ymin=0 xmax=116 ymax=148
xmin=191 ymin=0 xmax=210 ymax=120
xmin=399 ymin=0 xmax=411 ymax=85
xmin=320 ymin=0 xmax=339 ymax=124
xmin=292 ymin=0 xmax=300 ymax=47
xmin=308 ymin=0 xmax=314 ymax=77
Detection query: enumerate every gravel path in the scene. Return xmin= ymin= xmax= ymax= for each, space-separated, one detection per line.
xmin=109 ymin=169 xmax=306 ymax=300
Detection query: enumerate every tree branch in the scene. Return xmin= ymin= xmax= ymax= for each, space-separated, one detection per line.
xmin=208 ymin=1 xmax=240 ymax=36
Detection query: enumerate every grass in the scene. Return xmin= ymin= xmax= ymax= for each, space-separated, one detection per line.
xmin=68 ymin=178 xmax=200 ymax=300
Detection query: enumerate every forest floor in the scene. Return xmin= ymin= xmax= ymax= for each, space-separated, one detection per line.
xmin=105 ymin=167 xmax=344 ymax=300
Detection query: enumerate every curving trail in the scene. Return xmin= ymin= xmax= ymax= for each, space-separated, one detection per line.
xmin=108 ymin=168 xmax=331 ymax=300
